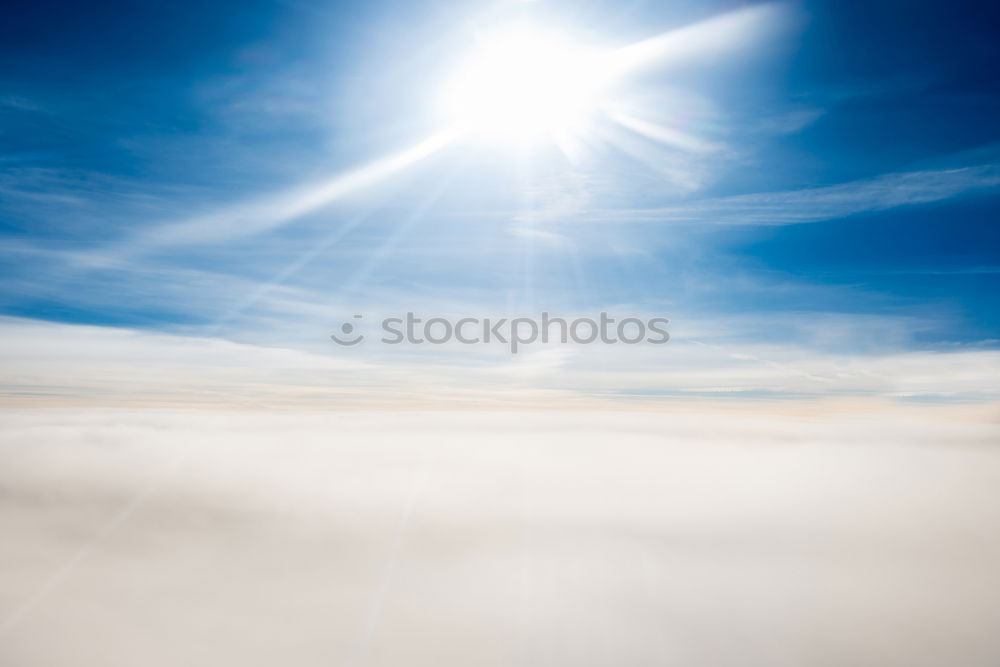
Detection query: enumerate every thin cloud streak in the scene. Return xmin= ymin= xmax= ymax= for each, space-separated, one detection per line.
xmin=574 ymin=164 xmax=1000 ymax=226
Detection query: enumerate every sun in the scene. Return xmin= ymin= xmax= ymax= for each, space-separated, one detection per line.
xmin=439 ymin=27 xmax=611 ymax=146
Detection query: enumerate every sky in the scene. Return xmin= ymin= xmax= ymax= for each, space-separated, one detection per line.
xmin=2 ymin=0 xmax=1000 ymax=407
xmin=4 ymin=6 xmax=1000 ymax=662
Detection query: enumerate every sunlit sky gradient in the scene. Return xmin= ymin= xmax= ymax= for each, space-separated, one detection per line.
xmin=2 ymin=0 xmax=1000 ymax=407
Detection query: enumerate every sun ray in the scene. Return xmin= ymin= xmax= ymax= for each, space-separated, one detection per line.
xmin=607 ymin=2 xmax=791 ymax=79
xmin=608 ymin=110 xmax=722 ymax=154
xmin=143 ymin=127 xmax=462 ymax=247
xmin=330 ymin=159 xmax=466 ymax=304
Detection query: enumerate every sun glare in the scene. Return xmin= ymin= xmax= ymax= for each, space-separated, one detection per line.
xmin=440 ymin=28 xmax=610 ymax=145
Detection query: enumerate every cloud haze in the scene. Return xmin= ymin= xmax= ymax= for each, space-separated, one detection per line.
xmin=2 ymin=409 xmax=999 ymax=666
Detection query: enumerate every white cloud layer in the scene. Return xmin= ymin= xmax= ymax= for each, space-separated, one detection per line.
xmin=1 ymin=317 xmax=999 ymax=408
xmin=1 ymin=409 xmax=999 ymax=666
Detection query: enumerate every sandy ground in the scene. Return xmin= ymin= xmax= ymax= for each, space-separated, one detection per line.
xmin=1 ymin=409 xmax=999 ymax=666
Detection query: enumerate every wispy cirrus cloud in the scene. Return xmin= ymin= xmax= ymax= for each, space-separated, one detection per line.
xmin=574 ymin=163 xmax=1000 ymax=226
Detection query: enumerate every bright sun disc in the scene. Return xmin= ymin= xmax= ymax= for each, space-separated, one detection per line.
xmin=440 ymin=29 xmax=608 ymax=144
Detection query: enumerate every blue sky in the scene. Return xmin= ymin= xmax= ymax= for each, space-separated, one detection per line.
xmin=2 ymin=0 xmax=1000 ymax=406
